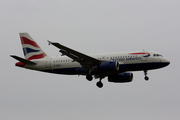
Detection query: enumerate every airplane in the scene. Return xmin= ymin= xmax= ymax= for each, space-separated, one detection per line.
xmin=10 ymin=33 xmax=170 ymax=88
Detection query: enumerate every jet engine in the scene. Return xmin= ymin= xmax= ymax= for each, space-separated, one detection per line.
xmin=108 ymin=73 xmax=133 ymax=83
xmin=96 ymin=61 xmax=119 ymax=72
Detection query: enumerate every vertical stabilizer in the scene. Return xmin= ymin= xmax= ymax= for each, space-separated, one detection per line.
xmin=20 ymin=33 xmax=48 ymax=60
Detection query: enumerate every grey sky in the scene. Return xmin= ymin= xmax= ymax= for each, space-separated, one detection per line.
xmin=0 ymin=0 xmax=179 ymax=120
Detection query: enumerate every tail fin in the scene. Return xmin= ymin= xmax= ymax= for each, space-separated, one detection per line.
xmin=20 ymin=33 xmax=48 ymax=60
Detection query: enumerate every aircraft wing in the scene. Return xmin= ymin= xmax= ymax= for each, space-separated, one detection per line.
xmin=48 ymin=41 xmax=101 ymax=67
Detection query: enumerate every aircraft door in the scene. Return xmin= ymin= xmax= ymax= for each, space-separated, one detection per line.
xmin=141 ymin=51 xmax=147 ymax=61
xmin=45 ymin=58 xmax=51 ymax=68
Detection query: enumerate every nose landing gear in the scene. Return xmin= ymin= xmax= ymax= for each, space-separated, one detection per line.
xmin=145 ymin=76 xmax=149 ymax=80
xmin=144 ymin=70 xmax=149 ymax=81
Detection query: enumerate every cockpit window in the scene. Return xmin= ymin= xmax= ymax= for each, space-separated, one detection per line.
xmin=153 ymin=54 xmax=163 ymax=57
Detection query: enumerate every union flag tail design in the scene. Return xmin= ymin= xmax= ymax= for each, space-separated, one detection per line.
xmin=20 ymin=33 xmax=47 ymax=60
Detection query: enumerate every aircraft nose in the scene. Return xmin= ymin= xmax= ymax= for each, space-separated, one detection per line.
xmin=164 ymin=58 xmax=170 ymax=66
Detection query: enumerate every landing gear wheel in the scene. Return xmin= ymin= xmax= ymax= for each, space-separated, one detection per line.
xmin=96 ymin=81 xmax=103 ymax=88
xmin=143 ymin=70 xmax=149 ymax=81
xmin=86 ymin=75 xmax=93 ymax=81
xmin=144 ymin=76 xmax=149 ymax=81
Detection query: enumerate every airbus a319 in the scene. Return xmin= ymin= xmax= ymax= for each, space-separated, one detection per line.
xmin=11 ymin=33 xmax=170 ymax=88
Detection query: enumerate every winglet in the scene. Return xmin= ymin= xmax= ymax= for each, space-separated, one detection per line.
xmin=48 ymin=40 xmax=52 ymax=45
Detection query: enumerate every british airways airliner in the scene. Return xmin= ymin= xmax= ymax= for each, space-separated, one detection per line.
xmin=11 ymin=33 xmax=170 ymax=88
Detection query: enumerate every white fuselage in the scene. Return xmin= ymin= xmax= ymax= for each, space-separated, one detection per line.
xmin=24 ymin=51 xmax=170 ymax=76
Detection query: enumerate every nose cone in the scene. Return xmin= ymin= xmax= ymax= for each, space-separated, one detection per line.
xmin=163 ymin=58 xmax=170 ymax=67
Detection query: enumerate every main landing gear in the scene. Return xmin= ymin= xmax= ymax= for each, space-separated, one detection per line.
xmin=86 ymin=75 xmax=104 ymax=88
xmin=96 ymin=79 xmax=103 ymax=88
xmin=86 ymin=75 xmax=93 ymax=81
xmin=144 ymin=70 xmax=149 ymax=81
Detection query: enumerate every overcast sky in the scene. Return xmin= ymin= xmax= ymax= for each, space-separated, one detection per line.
xmin=0 ymin=0 xmax=179 ymax=120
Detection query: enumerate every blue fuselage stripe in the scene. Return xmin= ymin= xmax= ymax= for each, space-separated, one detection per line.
xmin=41 ymin=62 xmax=170 ymax=75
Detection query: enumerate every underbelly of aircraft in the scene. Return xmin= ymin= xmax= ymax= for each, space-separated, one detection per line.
xmin=41 ymin=62 xmax=169 ymax=75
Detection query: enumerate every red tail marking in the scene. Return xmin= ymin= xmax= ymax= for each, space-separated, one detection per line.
xmin=20 ymin=37 xmax=40 ymax=48
xmin=27 ymin=53 xmax=47 ymax=60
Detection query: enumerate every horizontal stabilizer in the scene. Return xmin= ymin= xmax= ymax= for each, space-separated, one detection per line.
xmin=10 ymin=55 xmax=36 ymax=65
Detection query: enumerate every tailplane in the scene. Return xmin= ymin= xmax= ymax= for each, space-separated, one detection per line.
xmin=20 ymin=33 xmax=48 ymax=60
xmin=10 ymin=55 xmax=36 ymax=65
xmin=10 ymin=55 xmax=36 ymax=67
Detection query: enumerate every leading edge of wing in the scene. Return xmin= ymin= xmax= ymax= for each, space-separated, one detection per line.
xmin=48 ymin=41 xmax=100 ymax=66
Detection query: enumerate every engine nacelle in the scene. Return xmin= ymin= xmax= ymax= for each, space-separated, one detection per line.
xmin=96 ymin=61 xmax=119 ymax=72
xmin=108 ymin=73 xmax=133 ymax=83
